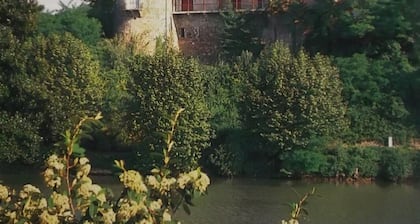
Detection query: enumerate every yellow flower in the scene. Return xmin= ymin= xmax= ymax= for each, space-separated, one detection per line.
xmin=79 ymin=157 xmax=89 ymax=165
xmin=162 ymin=209 xmax=172 ymax=222
xmin=148 ymin=199 xmax=162 ymax=212
xmin=119 ymin=170 xmax=148 ymax=193
xmin=76 ymin=176 xmax=93 ymax=198
xmin=146 ymin=175 xmax=160 ymax=190
xmin=188 ymin=170 xmax=200 ymax=180
xmin=90 ymin=184 xmax=106 ymax=203
xmin=51 ymin=192 xmax=70 ymax=214
xmin=138 ymin=217 xmax=154 ymax=224
xmin=77 ymin=164 xmax=91 ymax=178
xmin=0 ymin=184 xmax=8 ymax=200
xmin=194 ymin=173 xmax=210 ymax=193
xmin=160 ymin=177 xmax=176 ymax=192
xmin=19 ymin=184 xmax=41 ymax=199
xmin=40 ymin=210 xmax=60 ymax=224
xmin=47 ymin=154 xmax=65 ymax=171
xmin=100 ymin=208 xmax=116 ymax=224
xmin=177 ymin=173 xmax=191 ymax=189
xmin=38 ymin=198 xmax=47 ymax=209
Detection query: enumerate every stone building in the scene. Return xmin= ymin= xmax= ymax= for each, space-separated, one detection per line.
xmin=115 ymin=0 xmax=306 ymax=61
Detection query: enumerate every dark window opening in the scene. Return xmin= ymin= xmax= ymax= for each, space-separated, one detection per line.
xmin=180 ymin=28 xmax=186 ymax=38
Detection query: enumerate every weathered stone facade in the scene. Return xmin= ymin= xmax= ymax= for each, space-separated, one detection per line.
xmin=114 ymin=0 xmax=178 ymax=54
xmin=115 ymin=0 xmax=300 ymax=60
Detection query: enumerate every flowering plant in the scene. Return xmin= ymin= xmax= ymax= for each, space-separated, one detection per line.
xmin=0 ymin=109 xmax=210 ymax=223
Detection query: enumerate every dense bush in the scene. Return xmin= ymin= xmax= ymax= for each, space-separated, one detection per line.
xmin=14 ymin=33 xmax=105 ymax=145
xmin=282 ymin=145 xmax=417 ymax=181
xmin=379 ymin=147 xmax=413 ymax=181
xmin=336 ymin=53 xmax=413 ymax=142
xmin=0 ymin=30 xmax=104 ymax=161
xmin=0 ymin=112 xmax=42 ymax=164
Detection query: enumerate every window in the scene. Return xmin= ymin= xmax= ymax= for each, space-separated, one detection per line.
xmin=180 ymin=28 xmax=186 ymax=38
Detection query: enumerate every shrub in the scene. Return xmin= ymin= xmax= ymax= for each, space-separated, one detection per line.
xmin=379 ymin=147 xmax=413 ymax=181
xmin=0 ymin=112 xmax=210 ymax=223
xmin=282 ymin=150 xmax=328 ymax=176
xmin=0 ymin=112 xmax=42 ymax=164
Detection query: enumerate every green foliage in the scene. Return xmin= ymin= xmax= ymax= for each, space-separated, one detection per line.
xmin=303 ymin=0 xmax=416 ymax=58
xmin=282 ymin=145 xmax=418 ymax=181
xmin=242 ymin=42 xmax=347 ymax=155
xmin=336 ymin=53 xmax=412 ymax=142
xmin=0 ymin=0 xmax=42 ymax=39
xmin=0 ymin=113 xmax=210 ymax=224
xmin=379 ymin=147 xmax=413 ymax=181
xmin=126 ymin=51 xmax=211 ymax=172
xmin=0 ymin=33 xmax=104 ymax=147
xmin=0 ymin=112 xmax=42 ymax=164
xmin=83 ymin=0 xmax=116 ymax=37
xmin=282 ymin=150 xmax=328 ymax=176
xmin=220 ymin=10 xmax=263 ymax=60
xmin=37 ymin=5 xmax=103 ymax=46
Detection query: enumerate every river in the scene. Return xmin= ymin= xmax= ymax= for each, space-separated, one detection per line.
xmin=1 ymin=169 xmax=420 ymax=224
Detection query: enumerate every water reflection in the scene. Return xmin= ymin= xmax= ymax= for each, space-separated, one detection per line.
xmin=1 ymin=169 xmax=420 ymax=224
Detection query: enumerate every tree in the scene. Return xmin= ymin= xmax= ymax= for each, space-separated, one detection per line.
xmin=0 ymin=0 xmax=42 ymax=39
xmin=37 ymin=5 xmax=103 ymax=46
xmin=220 ymin=10 xmax=263 ymax=60
xmin=126 ymin=51 xmax=211 ymax=172
xmin=242 ymin=42 xmax=347 ymax=157
xmin=336 ymin=53 xmax=413 ymax=142
xmin=83 ymin=0 xmax=116 ymax=37
xmin=0 ymin=33 xmax=105 ymax=147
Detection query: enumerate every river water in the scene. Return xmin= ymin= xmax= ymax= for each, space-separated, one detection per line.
xmin=1 ymin=169 xmax=420 ymax=224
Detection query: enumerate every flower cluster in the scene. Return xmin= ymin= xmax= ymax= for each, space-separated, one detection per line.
xmin=119 ymin=170 xmax=148 ymax=193
xmin=0 ymin=184 xmax=9 ymax=201
xmin=0 ymin=113 xmax=211 ymax=224
xmin=43 ymin=154 xmax=65 ymax=188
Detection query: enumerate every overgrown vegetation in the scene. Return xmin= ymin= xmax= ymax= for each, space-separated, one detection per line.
xmin=0 ymin=112 xmax=210 ymax=223
xmin=1 ymin=0 xmax=420 ymax=183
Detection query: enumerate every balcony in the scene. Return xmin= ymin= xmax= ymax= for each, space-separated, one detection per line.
xmin=173 ymin=0 xmax=268 ymax=14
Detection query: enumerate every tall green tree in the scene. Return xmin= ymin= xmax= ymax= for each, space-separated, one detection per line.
xmin=220 ymin=10 xmax=263 ymax=60
xmin=126 ymin=51 xmax=211 ymax=172
xmin=242 ymin=42 xmax=347 ymax=157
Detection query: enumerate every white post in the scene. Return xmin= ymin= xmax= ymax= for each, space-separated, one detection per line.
xmin=388 ymin=136 xmax=393 ymax=147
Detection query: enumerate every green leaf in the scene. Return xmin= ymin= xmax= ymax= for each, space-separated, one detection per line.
xmin=88 ymin=201 xmax=98 ymax=219
xmin=72 ymin=143 xmax=86 ymax=157
xmin=182 ymin=202 xmax=191 ymax=215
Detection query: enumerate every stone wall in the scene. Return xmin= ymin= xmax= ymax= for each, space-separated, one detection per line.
xmin=173 ymin=13 xmax=223 ymax=62
xmin=114 ymin=0 xmax=179 ymax=54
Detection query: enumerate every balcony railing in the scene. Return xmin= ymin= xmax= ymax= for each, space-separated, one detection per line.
xmin=173 ymin=0 xmax=268 ymax=14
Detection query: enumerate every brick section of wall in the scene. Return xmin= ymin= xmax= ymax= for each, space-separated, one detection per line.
xmin=173 ymin=13 xmax=224 ymax=63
